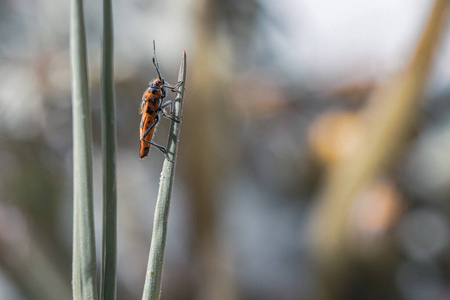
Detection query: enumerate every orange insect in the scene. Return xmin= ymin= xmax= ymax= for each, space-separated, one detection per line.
xmin=139 ymin=41 xmax=181 ymax=160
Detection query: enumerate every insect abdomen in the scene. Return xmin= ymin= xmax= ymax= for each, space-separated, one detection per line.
xmin=139 ymin=101 xmax=159 ymax=159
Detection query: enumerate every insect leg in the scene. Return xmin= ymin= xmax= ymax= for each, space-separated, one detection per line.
xmin=151 ymin=142 xmax=171 ymax=161
xmin=141 ymin=139 xmax=171 ymax=161
xmin=163 ymin=81 xmax=183 ymax=93
xmin=161 ymin=101 xmax=172 ymax=109
xmin=140 ymin=120 xmax=158 ymax=140
xmin=140 ymin=112 xmax=161 ymax=141
xmin=160 ymin=101 xmax=181 ymax=123
xmin=162 ymin=111 xmax=180 ymax=123
xmin=140 ymin=115 xmax=170 ymax=161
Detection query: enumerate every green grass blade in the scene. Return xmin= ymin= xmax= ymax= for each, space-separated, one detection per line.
xmin=100 ymin=0 xmax=118 ymax=298
xmin=70 ymin=0 xmax=98 ymax=298
xmin=142 ymin=50 xmax=187 ymax=300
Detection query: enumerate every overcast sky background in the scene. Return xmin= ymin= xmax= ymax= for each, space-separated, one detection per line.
xmin=258 ymin=0 xmax=450 ymax=90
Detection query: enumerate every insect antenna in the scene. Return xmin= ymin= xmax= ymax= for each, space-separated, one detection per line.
xmin=152 ymin=40 xmax=163 ymax=80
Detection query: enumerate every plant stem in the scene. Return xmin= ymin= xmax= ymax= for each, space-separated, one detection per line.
xmin=100 ymin=0 xmax=117 ymax=298
xmin=70 ymin=0 xmax=98 ymax=298
xmin=142 ymin=50 xmax=187 ymax=300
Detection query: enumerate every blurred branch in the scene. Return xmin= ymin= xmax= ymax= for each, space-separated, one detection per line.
xmin=312 ymin=1 xmax=450 ymax=299
xmin=100 ymin=0 xmax=118 ymax=298
xmin=141 ymin=51 xmax=186 ymax=300
xmin=70 ymin=0 xmax=98 ymax=298
xmin=174 ymin=0 xmax=241 ymax=298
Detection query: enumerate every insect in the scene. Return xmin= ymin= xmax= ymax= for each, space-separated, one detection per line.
xmin=139 ymin=41 xmax=181 ymax=160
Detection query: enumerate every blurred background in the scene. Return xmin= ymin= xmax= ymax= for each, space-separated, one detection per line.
xmin=1 ymin=0 xmax=450 ymax=299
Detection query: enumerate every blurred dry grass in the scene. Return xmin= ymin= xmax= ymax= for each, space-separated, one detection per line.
xmin=312 ymin=1 xmax=450 ymax=299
